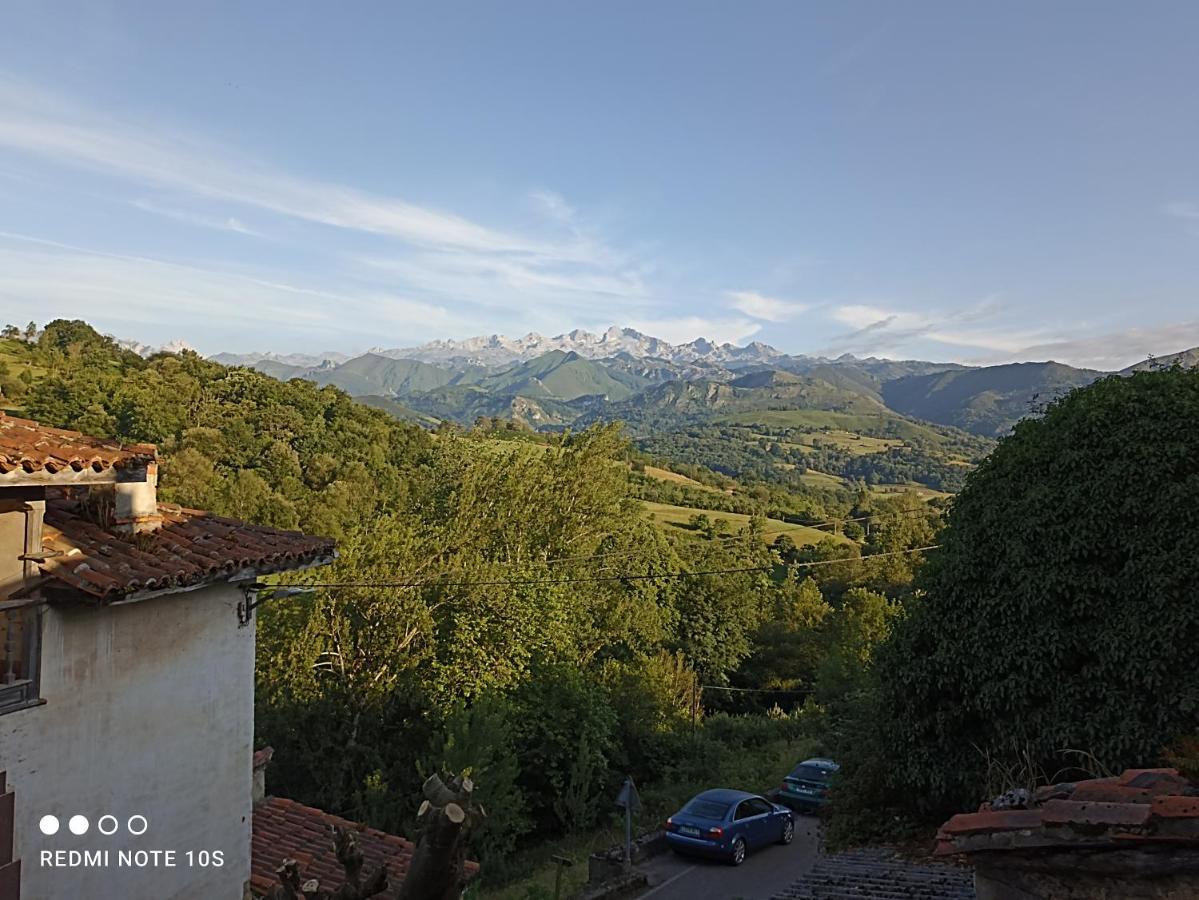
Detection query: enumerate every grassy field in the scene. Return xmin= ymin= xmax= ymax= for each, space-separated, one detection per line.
xmin=752 ymin=429 xmax=902 ymax=456
xmin=641 ymin=500 xmax=850 ymax=546
xmin=0 ymin=338 xmax=46 ymax=413
xmin=869 ymin=482 xmax=953 ymax=501
xmin=641 ymin=464 xmax=723 ymax=492
xmin=720 ymin=408 xmax=950 ymax=446
xmin=798 ymin=469 xmax=847 ymax=489
xmin=795 ymin=430 xmax=901 ymax=454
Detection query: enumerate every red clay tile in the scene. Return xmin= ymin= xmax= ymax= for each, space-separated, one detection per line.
xmin=1151 ymin=796 xmax=1199 ymax=819
xmin=0 ymin=414 xmax=156 ymax=477
xmin=39 ymin=496 xmax=335 ymax=600
xmin=1040 ymin=799 xmax=1152 ymax=829
xmin=1070 ymin=783 xmax=1155 ymax=804
xmin=1118 ymin=768 xmax=1179 ymax=785
xmin=940 ymin=809 xmax=1043 ymax=836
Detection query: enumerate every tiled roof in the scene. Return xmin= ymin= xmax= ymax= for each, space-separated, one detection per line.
xmin=39 ymin=497 xmax=335 ymax=599
xmin=0 ymin=414 xmax=156 ymax=477
xmin=252 ymin=797 xmax=414 ymax=899
xmin=936 ymin=768 xmax=1199 ymax=856
xmin=252 ymin=797 xmax=480 ymax=899
xmin=774 ymin=848 xmax=975 ymax=900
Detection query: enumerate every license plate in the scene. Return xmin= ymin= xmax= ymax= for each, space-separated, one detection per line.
xmin=680 ymin=826 xmax=701 ymax=836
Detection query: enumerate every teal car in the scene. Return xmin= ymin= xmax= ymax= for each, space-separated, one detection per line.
xmin=779 ymin=757 xmax=839 ymax=812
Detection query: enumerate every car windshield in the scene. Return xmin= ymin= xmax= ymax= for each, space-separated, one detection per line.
xmin=789 ymin=764 xmax=832 ymax=783
xmin=682 ymin=799 xmax=731 ymax=819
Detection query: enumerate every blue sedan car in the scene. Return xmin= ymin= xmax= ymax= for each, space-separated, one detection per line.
xmin=664 ymin=789 xmax=794 ymax=865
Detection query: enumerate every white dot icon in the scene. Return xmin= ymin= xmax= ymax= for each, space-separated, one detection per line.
xmin=127 ymin=815 xmax=148 ymax=836
xmin=39 ymin=815 xmax=59 ymax=835
xmin=68 ymin=815 xmax=89 ymax=835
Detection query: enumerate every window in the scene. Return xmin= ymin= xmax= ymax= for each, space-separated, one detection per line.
xmin=746 ymin=798 xmax=773 ymax=816
xmin=0 ymin=604 xmax=40 ymax=714
xmin=683 ymin=799 xmax=730 ymax=819
xmin=734 ymin=800 xmax=757 ymax=820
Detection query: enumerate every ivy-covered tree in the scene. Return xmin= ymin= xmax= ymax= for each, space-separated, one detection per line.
xmin=851 ymin=368 xmax=1199 ymax=824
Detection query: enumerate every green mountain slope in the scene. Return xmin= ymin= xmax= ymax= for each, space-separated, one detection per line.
xmin=881 ymin=361 xmax=1102 ymax=436
xmin=476 ymin=350 xmax=648 ymax=400
xmin=357 ymin=394 xmax=442 ymax=427
xmin=321 ymin=353 xmax=454 ymax=395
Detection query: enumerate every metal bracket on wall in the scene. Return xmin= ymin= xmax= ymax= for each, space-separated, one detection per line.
xmin=238 ymin=584 xmax=314 ymax=627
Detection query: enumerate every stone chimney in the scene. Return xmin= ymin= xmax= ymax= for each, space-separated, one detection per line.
xmin=252 ymin=747 xmax=274 ymax=806
xmin=113 ymin=462 xmax=161 ymax=535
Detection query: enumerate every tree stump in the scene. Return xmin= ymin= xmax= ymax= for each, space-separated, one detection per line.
xmin=397 ymin=772 xmax=483 ymax=900
xmin=265 ymin=826 xmax=388 ymax=900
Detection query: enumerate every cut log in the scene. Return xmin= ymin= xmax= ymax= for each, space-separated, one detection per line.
xmin=398 ymin=771 xmax=481 ymax=900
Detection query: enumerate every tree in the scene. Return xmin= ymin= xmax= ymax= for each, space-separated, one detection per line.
xmin=1 ymin=325 xmax=17 ymax=340
xmin=266 ymin=827 xmax=388 ymax=900
xmin=399 ymin=773 xmax=484 ymax=900
xmin=23 ymin=321 xmax=37 ymax=341
xmin=859 ymin=369 xmax=1199 ymax=822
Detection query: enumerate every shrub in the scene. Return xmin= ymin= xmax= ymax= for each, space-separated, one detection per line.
xmin=850 ymin=369 xmax=1199 ymax=825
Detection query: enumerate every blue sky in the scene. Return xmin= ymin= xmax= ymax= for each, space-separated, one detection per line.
xmin=0 ymin=1 xmax=1197 ymax=367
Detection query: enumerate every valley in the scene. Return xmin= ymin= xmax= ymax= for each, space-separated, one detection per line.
xmin=195 ymin=327 xmax=1198 ymax=505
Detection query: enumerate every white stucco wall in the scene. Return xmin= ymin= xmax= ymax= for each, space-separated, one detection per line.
xmin=0 ymin=582 xmax=254 ymax=900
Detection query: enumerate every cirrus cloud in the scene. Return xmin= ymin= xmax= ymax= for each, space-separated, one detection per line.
xmin=727 ymin=290 xmax=809 ymax=322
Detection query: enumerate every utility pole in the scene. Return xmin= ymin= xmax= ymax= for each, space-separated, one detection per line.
xmin=615 ymin=776 xmax=641 ymax=871
xmin=551 ymin=855 xmax=573 ymax=900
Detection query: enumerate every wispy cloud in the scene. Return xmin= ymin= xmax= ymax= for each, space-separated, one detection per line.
xmin=0 ymin=76 xmax=622 ymax=267
xmin=130 ymin=198 xmax=266 ymax=237
xmin=1163 ymin=201 xmax=1199 ymax=220
xmin=823 ymin=300 xmax=1053 ymax=358
xmin=624 ymin=315 xmax=762 ymax=346
xmin=822 ymin=299 xmax=1199 ymax=369
xmin=0 ymin=75 xmax=672 ymax=342
xmin=0 ymin=231 xmax=464 ymax=349
xmin=1004 ymin=321 xmax=1199 ymax=370
xmin=727 ymin=290 xmax=809 ymax=322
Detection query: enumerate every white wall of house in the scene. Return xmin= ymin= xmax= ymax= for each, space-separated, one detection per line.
xmin=0 ymin=582 xmax=254 ymax=900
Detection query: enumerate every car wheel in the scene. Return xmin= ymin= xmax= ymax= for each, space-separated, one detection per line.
xmin=779 ymin=818 xmax=794 ymax=845
xmin=730 ymin=836 xmax=747 ymax=866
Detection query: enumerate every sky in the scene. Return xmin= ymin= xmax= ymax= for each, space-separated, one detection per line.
xmin=0 ymin=1 xmax=1197 ymax=368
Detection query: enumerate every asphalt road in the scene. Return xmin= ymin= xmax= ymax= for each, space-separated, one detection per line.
xmin=631 ymin=813 xmax=822 ymax=900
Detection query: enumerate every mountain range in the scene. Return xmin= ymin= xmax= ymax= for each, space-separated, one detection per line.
xmin=202 ymin=327 xmax=1197 ymax=438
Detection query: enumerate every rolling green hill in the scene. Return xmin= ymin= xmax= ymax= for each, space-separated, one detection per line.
xmin=881 ymin=361 xmax=1102 ymax=436
xmin=476 ymin=350 xmax=647 ymax=400
xmin=328 ymin=354 xmax=455 ymax=395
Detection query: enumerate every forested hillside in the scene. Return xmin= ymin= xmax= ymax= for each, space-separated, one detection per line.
xmin=216 ymin=333 xmax=1152 ymax=441
xmin=1 ymin=320 xmax=944 ymax=890
xmin=7 ymin=319 xmax=1197 ymax=894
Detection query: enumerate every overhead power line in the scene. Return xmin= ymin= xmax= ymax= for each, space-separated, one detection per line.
xmin=699 ymin=684 xmax=812 ymax=695
xmin=538 ymin=504 xmax=937 ymax=566
xmin=273 ymin=545 xmax=941 ymax=592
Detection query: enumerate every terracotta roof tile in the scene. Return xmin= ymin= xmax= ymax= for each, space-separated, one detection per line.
xmin=0 ymin=414 xmax=156 ymax=478
xmin=936 ymin=768 xmax=1199 ymax=857
xmin=939 ymin=809 xmax=1043 ymax=837
xmin=39 ymin=497 xmax=335 ymax=599
xmin=1040 ymin=799 xmax=1153 ymax=830
xmin=251 ymin=798 xmax=479 ymax=899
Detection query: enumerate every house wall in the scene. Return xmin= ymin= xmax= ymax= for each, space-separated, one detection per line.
xmin=0 ymin=582 xmax=254 ymax=900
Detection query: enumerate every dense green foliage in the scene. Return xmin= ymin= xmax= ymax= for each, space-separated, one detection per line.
xmin=830 ymin=367 xmax=1199 ymax=840
xmin=15 ymin=320 xmax=944 ymax=885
